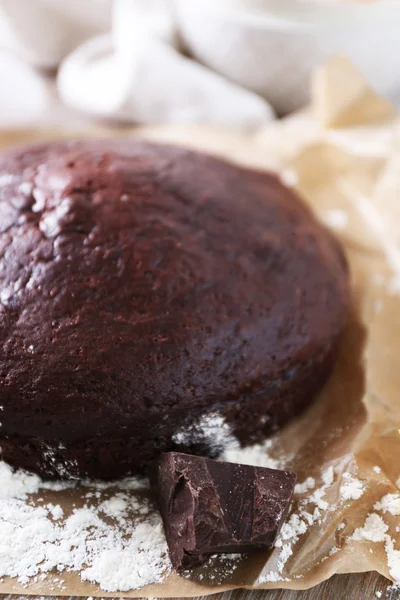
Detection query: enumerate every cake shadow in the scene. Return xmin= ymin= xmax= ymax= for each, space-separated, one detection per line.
xmin=279 ymin=302 xmax=367 ymax=478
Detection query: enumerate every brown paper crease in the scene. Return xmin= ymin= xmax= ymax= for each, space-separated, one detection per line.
xmin=1 ymin=58 xmax=400 ymax=596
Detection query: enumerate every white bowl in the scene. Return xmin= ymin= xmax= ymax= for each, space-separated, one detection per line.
xmin=175 ymin=0 xmax=400 ymax=114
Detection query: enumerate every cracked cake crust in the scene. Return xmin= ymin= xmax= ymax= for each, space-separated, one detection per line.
xmin=0 ymin=140 xmax=349 ymax=479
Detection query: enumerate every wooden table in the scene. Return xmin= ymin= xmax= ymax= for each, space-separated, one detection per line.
xmin=221 ymin=573 xmax=398 ymax=599
xmin=2 ymin=573 xmax=399 ymax=600
xmin=203 ymin=574 xmax=397 ymax=600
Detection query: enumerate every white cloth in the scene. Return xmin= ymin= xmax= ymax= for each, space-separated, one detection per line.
xmin=1 ymin=0 xmax=400 ymax=129
xmin=0 ymin=0 xmax=274 ymax=129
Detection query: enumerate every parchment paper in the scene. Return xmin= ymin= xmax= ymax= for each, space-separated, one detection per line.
xmin=1 ymin=56 xmax=400 ymax=596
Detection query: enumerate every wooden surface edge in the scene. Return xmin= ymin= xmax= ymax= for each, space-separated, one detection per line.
xmin=1 ymin=572 xmax=399 ymax=600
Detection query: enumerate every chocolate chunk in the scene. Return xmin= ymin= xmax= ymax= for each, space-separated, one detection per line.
xmin=151 ymin=452 xmax=296 ymax=571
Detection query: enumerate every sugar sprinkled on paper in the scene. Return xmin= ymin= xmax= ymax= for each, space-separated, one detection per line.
xmin=351 ymin=514 xmax=388 ymax=542
xmin=258 ymin=464 xmax=337 ymax=583
xmin=46 ymin=503 xmax=64 ymax=520
xmin=294 ymin=477 xmax=315 ymax=495
xmin=350 ymin=502 xmax=400 ymax=585
xmin=375 ymin=493 xmax=400 ymax=516
xmin=374 ymin=491 xmax=400 ymax=582
xmin=0 ymin=462 xmax=171 ymax=592
xmin=340 ymin=473 xmax=365 ymax=501
xmin=0 ymin=431 xmax=287 ymax=593
xmin=260 ymin=571 xmax=289 ymax=583
xmin=385 ymin=537 xmax=400 ymax=582
xmin=0 ymin=423 xmax=397 ymax=594
xmin=322 ymin=466 xmax=335 ymax=487
xmin=309 ymin=487 xmax=329 ymax=511
xmin=221 ymin=437 xmax=288 ymax=470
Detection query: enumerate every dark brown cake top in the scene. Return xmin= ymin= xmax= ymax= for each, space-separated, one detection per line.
xmin=0 ymin=140 xmax=349 ymax=450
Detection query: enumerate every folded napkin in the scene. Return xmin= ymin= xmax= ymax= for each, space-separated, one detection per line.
xmin=0 ymin=0 xmax=274 ymax=129
xmin=1 ymin=0 xmax=397 ymax=128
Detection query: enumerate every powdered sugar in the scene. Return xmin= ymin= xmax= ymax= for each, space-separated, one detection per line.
xmin=261 ymin=571 xmax=289 ymax=583
xmin=259 ymin=503 xmax=322 ymax=583
xmin=375 ymin=493 xmax=400 ymax=516
xmin=309 ymin=487 xmax=329 ymax=511
xmin=221 ymin=437 xmax=288 ymax=470
xmin=0 ymin=428 xmax=291 ymax=592
xmin=0 ymin=461 xmax=171 ymax=592
xmin=258 ymin=464 xmax=337 ymax=583
xmin=350 ymin=509 xmax=400 ymax=585
xmin=372 ymin=491 xmax=400 ymax=581
xmin=276 ymin=514 xmax=308 ymax=548
xmin=340 ymin=473 xmax=365 ymax=501
xmin=322 ymin=466 xmax=335 ymax=487
xmin=173 ymin=412 xmax=239 ymax=455
xmin=98 ymin=495 xmax=130 ymax=519
xmin=385 ymin=537 xmax=400 ymax=582
xmin=0 ymin=430 xmax=287 ymax=592
xmin=81 ymin=521 xmax=169 ymax=592
xmin=0 ymin=463 xmax=45 ymax=499
xmin=46 ymin=503 xmax=64 ymax=520
xmin=187 ymin=553 xmax=242 ymax=583
xmin=351 ymin=514 xmax=388 ymax=542
xmin=294 ymin=477 xmax=315 ymax=495
xmin=0 ymin=428 xmax=393 ymax=593
xmin=273 ymin=513 xmax=308 ymax=572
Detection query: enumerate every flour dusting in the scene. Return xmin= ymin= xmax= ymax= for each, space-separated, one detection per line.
xmin=294 ymin=477 xmax=315 ymax=495
xmin=340 ymin=473 xmax=365 ymax=501
xmin=0 ymin=462 xmax=171 ymax=592
xmin=351 ymin=497 xmax=400 ymax=585
xmin=258 ymin=463 xmax=338 ymax=583
xmin=351 ymin=514 xmax=388 ymax=542
xmin=375 ymin=493 xmax=400 ymax=516
xmin=221 ymin=437 xmax=288 ymax=469
xmin=173 ymin=412 xmax=238 ymax=455
xmin=1 ymin=430 xmax=397 ymax=593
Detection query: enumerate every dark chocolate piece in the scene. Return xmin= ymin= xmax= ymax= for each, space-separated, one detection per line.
xmin=151 ymin=452 xmax=296 ymax=571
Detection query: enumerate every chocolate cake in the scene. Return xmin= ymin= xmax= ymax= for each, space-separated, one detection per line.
xmin=0 ymin=140 xmax=349 ymax=479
